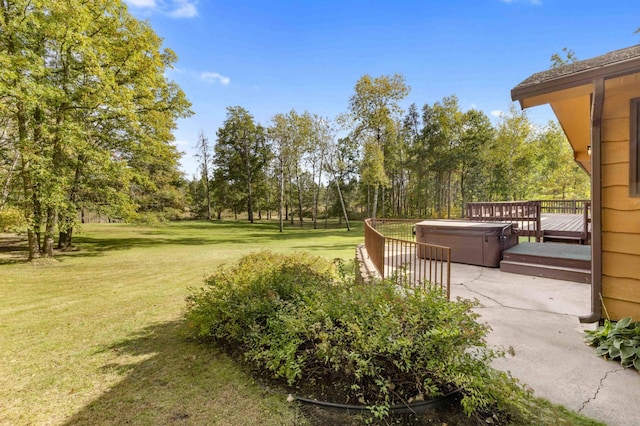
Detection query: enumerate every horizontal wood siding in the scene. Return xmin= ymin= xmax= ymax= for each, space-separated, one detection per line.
xmin=602 ymin=232 xmax=640 ymax=256
xmin=601 ymin=209 xmax=640 ymax=233
xmin=601 ymin=297 xmax=640 ymax=321
xmin=602 ymin=277 xmax=640 ymax=304
xmin=602 ymin=252 xmax=640 ymax=279
xmin=602 ymin=186 xmax=640 ymax=210
xmin=600 ymin=73 xmax=640 ymax=320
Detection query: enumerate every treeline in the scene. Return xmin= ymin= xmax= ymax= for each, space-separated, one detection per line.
xmin=189 ymin=74 xmax=589 ymax=227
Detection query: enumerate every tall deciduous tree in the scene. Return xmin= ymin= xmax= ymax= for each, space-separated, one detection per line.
xmin=325 ymin=136 xmax=359 ymax=230
xmin=194 ymin=130 xmax=213 ymax=220
xmin=0 ymin=0 xmax=191 ymax=258
xmin=532 ymin=121 xmax=589 ymax=200
xmin=458 ymin=109 xmax=494 ymax=213
xmin=214 ymin=106 xmax=271 ymax=223
xmin=267 ymin=113 xmax=292 ymax=232
xmin=487 ymin=105 xmax=535 ymax=201
xmin=346 ymin=73 xmax=409 ymax=218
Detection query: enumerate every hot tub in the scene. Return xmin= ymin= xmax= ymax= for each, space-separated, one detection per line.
xmin=415 ymin=220 xmax=518 ymax=267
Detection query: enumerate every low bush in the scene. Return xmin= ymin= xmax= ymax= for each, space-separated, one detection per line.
xmin=0 ymin=207 xmax=27 ymax=232
xmin=584 ymin=317 xmax=640 ymax=371
xmin=185 ymin=252 xmax=542 ymax=422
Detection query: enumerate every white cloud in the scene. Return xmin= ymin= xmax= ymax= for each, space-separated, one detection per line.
xmin=200 ymin=72 xmax=231 ymax=86
xmin=169 ymin=0 xmax=198 ymax=18
xmin=491 ymin=110 xmax=503 ymax=117
xmin=125 ymin=0 xmax=198 ymax=18
xmin=173 ymin=139 xmax=189 ymax=146
xmin=125 ymin=0 xmax=157 ymax=7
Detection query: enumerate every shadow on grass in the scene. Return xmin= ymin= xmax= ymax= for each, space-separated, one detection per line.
xmin=64 ymin=320 xmax=301 ymax=425
xmin=0 ymin=234 xmax=29 ymax=264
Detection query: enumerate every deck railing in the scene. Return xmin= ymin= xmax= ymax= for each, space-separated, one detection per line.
xmin=466 ymin=201 xmax=542 ymax=241
xmin=466 ymin=200 xmax=592 ymax=244
xmin=540 ymin=199 xmax=590 ymax=214
xmin=582 ymin=201 xmax=592 ymax=244
xmin=364 ymin=218 xmax=451 ymax=299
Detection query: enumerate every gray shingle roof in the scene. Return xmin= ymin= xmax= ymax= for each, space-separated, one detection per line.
xmin=513 ymin=44 xmax=640 ymax=93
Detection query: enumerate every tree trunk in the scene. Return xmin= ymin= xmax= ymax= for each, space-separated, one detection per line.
xmin=295 ymin=168 xmax=303 ymax=226
xmin=0 ymin=153 xmax=19 ymax=209
xmin=335 ymin=178 xmax=350 ymax=231
xmin=372 ymin=185 xmax=379 ymax=219
xmin=278 ymin=158 xmax=284 ymax=232
xmin=205 ymin=178 xmax=212 ymax=220
xmin=58 ymin=228 xmax=73 ymax=250
xmin=287 ymin=169 xmax=294 ymax=225
xmin=324 ymin=179 xmax=330 ymax=229
xmin=42 ymin=207 xmax=56 ymax=257
xmin=312 ymin=160 xmax=323 ymax=230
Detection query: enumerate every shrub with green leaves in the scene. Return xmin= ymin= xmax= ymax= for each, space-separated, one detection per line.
xmin=584 ymin=317 xmax=640 ymax=371
xmin=0 ymin=207 xmax=27 ymax=232
xmin=186 ymin=251 xmax=540 ymax=421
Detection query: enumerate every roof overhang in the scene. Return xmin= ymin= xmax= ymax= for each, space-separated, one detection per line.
xmin=511 ymin=46 xmax=640 ymax=176
xmin=511 ymin=49 xmax=640 ymax=106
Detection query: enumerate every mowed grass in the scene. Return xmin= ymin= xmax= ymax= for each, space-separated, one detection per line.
xmin=0 ymin=220 xmax=363 ymax=426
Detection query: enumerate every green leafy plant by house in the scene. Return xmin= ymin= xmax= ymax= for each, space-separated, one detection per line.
xmin=584 ymin=317 xmax=640 ymax=371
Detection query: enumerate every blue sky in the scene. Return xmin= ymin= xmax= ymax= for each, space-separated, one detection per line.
xmin=123 ymin=0 xmax=640 ymax=176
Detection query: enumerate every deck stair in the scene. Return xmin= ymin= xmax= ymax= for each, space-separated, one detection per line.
xmin=500 ymin=242 xmax=591 ymax=284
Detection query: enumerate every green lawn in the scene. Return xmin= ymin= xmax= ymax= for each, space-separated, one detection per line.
xmin=0 ymin=220 xmax=363 ymax=425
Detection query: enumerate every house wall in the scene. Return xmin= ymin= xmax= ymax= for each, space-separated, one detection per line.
xmin=600 ymin=72 xmax=640 ymax=320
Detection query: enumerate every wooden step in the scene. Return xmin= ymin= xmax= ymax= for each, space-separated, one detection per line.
xmin=502 ymin=252 xmax=590 ymax=270
xmin=502 ymin=242 xmax=591 ymax=270
xmin=543 ymin=235 xmax=584 ymax=244
xmin=500 ymin=260 xmax=591 ymax=284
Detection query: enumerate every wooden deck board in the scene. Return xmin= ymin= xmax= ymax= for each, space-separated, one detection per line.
xmin=541 ymin=214 xmax=590 ymax=232
xmin=503 ymin=213 xmax=590 ymax=243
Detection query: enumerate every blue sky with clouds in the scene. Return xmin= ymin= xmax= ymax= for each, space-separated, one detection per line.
xmin=123 ymin=0 xmax=640 ymax=176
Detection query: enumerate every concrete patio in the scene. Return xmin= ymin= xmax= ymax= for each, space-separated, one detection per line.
xmin=449 ymin=263 xmax=639 ymax=426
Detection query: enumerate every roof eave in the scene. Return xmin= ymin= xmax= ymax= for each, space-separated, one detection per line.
xmin=511 ymin=56 xmax=640 ymax=104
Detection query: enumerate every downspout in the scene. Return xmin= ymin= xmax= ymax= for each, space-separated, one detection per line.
xmin=580 ymin=77 xmax=604 ymax=323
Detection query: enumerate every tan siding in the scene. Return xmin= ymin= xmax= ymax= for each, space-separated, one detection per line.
xmin=598 ymin=73 xmax=640 ymax=321
xmin=602 ymin=297 xmax=640 ymax=321
xmin=601 ymin=140 xmax=629 ymax=165
xmin=602 ymin=251 xmax=640 ymax=279
xmin=602 ymin=164 xmax=628 ymax=187
xmin=602 ymin=208 xmax=640 ymax=233
xmin=602 ymin=95 xmax=630 ymax=119
xmin=602 ymin=187 xmax=640 ymax=210
xmin=602 ymin=276 xmax=640 ymax=304
xmin=601 ymin=117 xmax=628 ymax=141
xmin=603 ymin=232 xmax=640 ymax=256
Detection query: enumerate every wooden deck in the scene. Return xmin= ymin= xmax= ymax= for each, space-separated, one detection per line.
xmin=506 ymin=213 xmax=590 ymax=243
xmin=466 ymin=201 xmax=591 ymax=245
xmin=540 ymin=213 xmax=591 ymax=242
